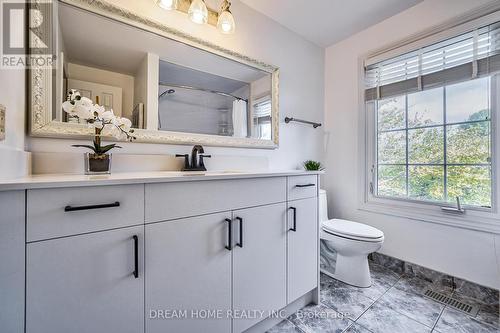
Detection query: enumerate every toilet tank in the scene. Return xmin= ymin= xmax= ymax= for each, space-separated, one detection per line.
xmin=319 ymin=189 xmax=328 ymax=222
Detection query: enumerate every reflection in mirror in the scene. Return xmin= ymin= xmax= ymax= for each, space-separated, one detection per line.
xmin=54 ymin=1 xmax=274 ymax=142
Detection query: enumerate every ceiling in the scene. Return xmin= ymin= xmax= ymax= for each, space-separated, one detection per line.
xmin=239 ymin=0 xmax=423 ymax=47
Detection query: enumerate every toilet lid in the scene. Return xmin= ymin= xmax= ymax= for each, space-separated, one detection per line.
xmin=322 ymin=219 xmax=384 ymax=240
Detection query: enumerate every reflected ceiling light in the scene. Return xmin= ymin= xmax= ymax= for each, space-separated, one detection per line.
xmin=217 ymin=0 xmax=235 ymax=34
xmin=188 ymin=0 xmax=208 ymax=25
xmin=156 ymin=0 xmax=178 ymax=10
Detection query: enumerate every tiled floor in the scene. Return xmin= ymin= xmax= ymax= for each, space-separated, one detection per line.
xmin=267 ymin=262 xmax=500 ymax=333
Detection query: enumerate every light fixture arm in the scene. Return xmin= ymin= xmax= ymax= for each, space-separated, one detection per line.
xmin=220 ymin=0 xmax=231 ymax=13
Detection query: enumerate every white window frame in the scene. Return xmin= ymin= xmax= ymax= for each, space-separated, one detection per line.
xmin=358 ymin=7 xmax=500 ymax=234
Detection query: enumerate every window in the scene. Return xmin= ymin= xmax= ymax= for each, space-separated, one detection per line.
xmin=376 ymin=78 xmax=492 ymax=208
xmin=253 ymin=97 xmax=272 ymax=140
xmin=364 ymin=18 xmax=500 ymax=212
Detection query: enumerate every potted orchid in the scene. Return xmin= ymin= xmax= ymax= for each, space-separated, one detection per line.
xmin=62 ymin=89 xmax=136 ymax=174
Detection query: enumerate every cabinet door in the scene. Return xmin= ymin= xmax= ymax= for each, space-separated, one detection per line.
xmin=146 ymin=213 xmax=232 ymax=333
xmin=287 ymin=197 xmax=318 ymax=302
xmin=232 ymin=203 xmax=287 ymax=333
xmin=26 ymin=226 xmax=144 ymax=333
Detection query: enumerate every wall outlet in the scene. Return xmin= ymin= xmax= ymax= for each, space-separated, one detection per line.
xmin=0 ymin=104 xmax=5 ymax=141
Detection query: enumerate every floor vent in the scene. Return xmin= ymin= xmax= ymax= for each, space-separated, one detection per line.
xmin=424 ymin=289 xmax=479 ymax=316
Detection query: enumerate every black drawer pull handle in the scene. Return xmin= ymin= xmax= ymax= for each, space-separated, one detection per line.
xmin=236 ymin=217 xmax=243 ymax=248
xmin=225 ymin=218 xmax=233 ymax=251
xmin=289 ymin=207 xmax=297 ymax=232
xmin=295 ymin=184 xmax=316 ymax=188
xmin=64 ymin=201 xmax=120 ymax=212
xmin=132 ymin=235 xmax=139 ymax=279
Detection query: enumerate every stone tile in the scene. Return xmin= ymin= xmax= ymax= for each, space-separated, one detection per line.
xmin=434 ymin=307 xmax=500 ymax=333
xmin=476 ymin=304 xmax=500 ymax=328
xmin=344 ymin=323 xmax=373 ymax=333
xmin=453 ymin=278 xmax=499 ymax=306
xmin=377 ymin=285 xmax=444 ymax=327
xmin=320 ymin=273 xmax=384 ymax=301
xmin=356 ymin=302 xmax=431 ymax=333
xmin=363 ymin=262 xmax=402 ymax=300
xmin=320 ymin=240 xmax=337 ymax=274
xmin=394 ymin=274 xmax=454 ymax=296
xmin=369 ymin=252 xmax=405 ymax=275
xmin=288 ymin=303 xmax=352 ymax=333
xmin=320 ymin=277 xmax=375 ymax=320
xmin=450 ymin=281 xmax=499 ymax=329
xmin=266 ymin=319 xmax=303 ymax=333
xmin=403 ymin=262 xmax=454 ymax=289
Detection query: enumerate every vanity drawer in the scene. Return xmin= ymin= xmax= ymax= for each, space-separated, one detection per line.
xmin=27 ymin=185 xmax=144 ymax=242
xmin=145 ymin=177 xmax=286 ymax=223
xmin=287 ymin=175 xmax=318 ymax=201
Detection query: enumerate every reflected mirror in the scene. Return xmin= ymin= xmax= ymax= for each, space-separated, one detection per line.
xmin=34 ymin=0 xmax=278 ymax=148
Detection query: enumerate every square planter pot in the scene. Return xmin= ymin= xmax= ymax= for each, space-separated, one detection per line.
xmin=84 ymin=153 xmax=112 ymax=175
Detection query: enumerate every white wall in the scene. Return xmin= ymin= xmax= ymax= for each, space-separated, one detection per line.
xmin=0 ymin=68 xmax=30 ymax=179
xmin=324 ymin=0 xmax=500 ymax=289
xmin=25 ymin=0 xmax=325 ymax=170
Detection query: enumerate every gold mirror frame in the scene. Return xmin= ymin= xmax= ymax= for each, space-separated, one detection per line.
xmin=29 ymin=0 xmax=279 ymax=149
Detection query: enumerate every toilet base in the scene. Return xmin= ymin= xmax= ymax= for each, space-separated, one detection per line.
xmin=329 ymin=253 xmax=372 ymax=288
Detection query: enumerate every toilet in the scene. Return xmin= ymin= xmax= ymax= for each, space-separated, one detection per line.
xmin=319 ymin=189 xmax=384 ymax=287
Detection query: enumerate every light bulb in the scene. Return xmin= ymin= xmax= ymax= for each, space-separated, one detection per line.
xmin=188 ymin=0 xmax=208 ymax=25
xmin=156 ymin=0 xmax=178 ymax=10
xmin=217 ymin=9 xmax=235 ymax=34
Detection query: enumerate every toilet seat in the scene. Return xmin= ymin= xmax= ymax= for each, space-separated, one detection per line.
xmin=322 ymin=219 xmax=384 ymax=242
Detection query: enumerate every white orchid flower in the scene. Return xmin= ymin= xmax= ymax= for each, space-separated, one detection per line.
xmin=119 ymin=117 xmax=132 ymax=130
xmin=101 ymin=110 xmax=115 ymax=122
xmin=73 ymin=104 xmax=93 ymax=120
xmin=92 ymin=104 xmax=106 ymax=117
xmin=62 ymin=100 xmax=74 ymax=113
xmin=63 ymin=90 xmax=135 ymax=143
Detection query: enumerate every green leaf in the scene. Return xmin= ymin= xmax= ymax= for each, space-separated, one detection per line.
xmin=99 ymin=144 xmax=122 ymax=154
xmin=72 ymin=144 xmax=97 ymax=153
xmin=93 ymin=141 xmax=101 ymax=154
xmin=303 ymin=160 xmax=324 ymax=171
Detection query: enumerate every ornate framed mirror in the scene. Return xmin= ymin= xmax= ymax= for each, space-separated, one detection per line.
xmin=29 ymin=0 xmax=279 ymax=148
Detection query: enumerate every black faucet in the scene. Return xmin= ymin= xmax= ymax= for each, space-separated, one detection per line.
xmin=176 ymin=145 xmax=211 ymax=171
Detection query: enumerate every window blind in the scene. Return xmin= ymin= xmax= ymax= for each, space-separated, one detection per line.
xmin=365 ymin=21 xmax=500 ymax=101
xmin=253 ymin=99 xmax=272 ymax=119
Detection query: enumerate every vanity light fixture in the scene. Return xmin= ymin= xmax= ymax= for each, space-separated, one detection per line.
xmin=217 ymin=0 xmax=235 ymax=34
xmin=156 ymin=0 xmax=235 ymax=34
xmin=188 ymin=0 xmax=208 ymax=24
xmin=156 ymin=0 xmax=178 ymax=10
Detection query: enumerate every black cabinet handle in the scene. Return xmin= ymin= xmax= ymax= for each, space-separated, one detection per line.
xmin=235 ymin=217 xmax=243 ymax=248
xmin=132 ymin=235 xmax=139 ymax=279
xmin=64 ymin=201 xmax=120 ymax=212
xmin=295 ymin=184 xmax=316 ymax=188
xmin=289 ymin=207 xmax=297 ymax=232
xmin=225 ymin=218 xmax=232 ymax=251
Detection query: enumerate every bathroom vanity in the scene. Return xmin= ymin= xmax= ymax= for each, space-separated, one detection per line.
xmin=0 ymin=171 xmax=320 ymax=333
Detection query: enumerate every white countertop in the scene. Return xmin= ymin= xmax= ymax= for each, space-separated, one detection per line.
xmin=0 ymin=170 xmax=323 ymax=191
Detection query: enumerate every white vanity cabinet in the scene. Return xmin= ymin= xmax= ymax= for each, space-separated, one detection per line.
xmin=12 ymin=172 xmax=320 ymax=333
xmin=287 ymin=197 xmax=318 ymax=302
xmin=232 ymin=203 xmax=287 ymax=333
xmin=26 ymin=226 xmax=144 ymax=333
xmin=145 ymin=212 xmax=233 ymax=333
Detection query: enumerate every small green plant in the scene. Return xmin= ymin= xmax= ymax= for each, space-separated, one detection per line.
xmin=303 ymin=160 xmax=324 ymax=171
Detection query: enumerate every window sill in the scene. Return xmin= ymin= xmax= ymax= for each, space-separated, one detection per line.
xmin=359 ymin=199 xmax=500 ymax=234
